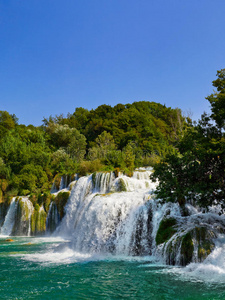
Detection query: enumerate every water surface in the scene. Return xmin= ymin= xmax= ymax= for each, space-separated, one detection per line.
xmin=0 ymin=237 xmax=224 ymax=299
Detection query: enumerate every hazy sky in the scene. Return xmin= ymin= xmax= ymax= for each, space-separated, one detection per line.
xmin=1 ymin=0 xmax=225 ymax=126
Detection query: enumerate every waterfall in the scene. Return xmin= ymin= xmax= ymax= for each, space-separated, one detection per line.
xmin=51 ymin=174 xmax=77 ymax=193
xmin=1 ymin=169 xmax=224 ymax=268
xmin=12 ymin=197 xmax=34 ymax=236
xmin=0 ymin=198 xmax=18 ymax=236
xmin=118 ymin=171 xmax=152 ymax=191
xmin=55 ymin=171 xmax=158 ymax=255
xmin=46 ymin=202 xmax=60 ymax=233
xmin=55 ymin=175 xmax=93 ymax=237
xmin=54 ymin=170 xmax=225 ymax=266
xmin=93 ymin=172 xmax=115 ymax=193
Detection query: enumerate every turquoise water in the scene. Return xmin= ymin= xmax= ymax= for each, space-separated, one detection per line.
xmin=0 ymin=237 xmax=225 ymax=300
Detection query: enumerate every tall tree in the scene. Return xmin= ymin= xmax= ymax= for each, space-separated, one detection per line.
xmin=206 ymin=68 xmax=225 ymax=129
xmin=152 ymin=69 xmax=225 ymax=208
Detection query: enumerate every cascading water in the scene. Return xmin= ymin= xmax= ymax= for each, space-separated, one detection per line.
xmin=46 ymin=202 xmax=60 ymax=233
xmin=0 ymin=198 xmax=18 ymax=236
xmin=93 ymin=172 xmax=115 ymax=193
xmin=55 ymin=170 xmax=158 ymax=256
xmin=53 ymin=169 xmax=225 ymax=269
xmin=1 ymin=169 xmax=225 ymax=273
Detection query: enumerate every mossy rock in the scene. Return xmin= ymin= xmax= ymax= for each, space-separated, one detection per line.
xmin=69 ymin=181 xmax=77 ymax=191
xmin=18 ymin=199 xmax=30 ymax=220
xmin=156 ymin=217 xmax=177 ymax=245
xmin=29 ymin=193 xmax=38 ymax=205
xmin=38 ymin=192 xmax=53 ymax=213
xmin=180 ymin=227 xmax=215 ymax=265
xmin=31 ymin=210 xmax=38 ymax=234
xmin=53 ymin=174 xmax=62 ymax=191
xmin=117 ymin=178 xmax=127 ymax=192
xmin=92 ymin=172 xmax=97 ymax=188
xmin=54 ymin=191 xmax=70 ymax=219
xmin=0 ymin=189 xmax=3 ymax=203
xmin=12 ymin=198 xmax=34 ymax=236
xmin=162 ymin=225 xmax=218 ymax=266
xmin=36 ymin=208 xmax=47 ymax=233
xmin=180 ymin=232 xmax=194 ymax=266
xmin=195 ymin=226 xmax=216 ymax=262
xmin=165 ymin=238 xmax=180 ymax=265
xmin=31 ymin=206 xmax=47 ymax=235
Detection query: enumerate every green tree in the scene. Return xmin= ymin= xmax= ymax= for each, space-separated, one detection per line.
xmin=206 ymin=69 xmax=225 ymax=129
xmin=67 ymin=130 xmax=87 ymax=162
xmin=122 ymin=143 xmax=135 ymax=173
xmin=152 ymin=69 xmax=225 ymax=208
xmin=0 ymin=111 xmax=18 ymax=140
xmin=88 ymin=131 xmax=116 ymax=161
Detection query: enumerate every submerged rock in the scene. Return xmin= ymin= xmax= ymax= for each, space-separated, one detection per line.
xmin=5 ymin=239 xmax=14 ymax=242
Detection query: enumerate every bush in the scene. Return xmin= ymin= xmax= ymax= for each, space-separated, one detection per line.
xmin=78 ymin=159 xmax=104 ymax=176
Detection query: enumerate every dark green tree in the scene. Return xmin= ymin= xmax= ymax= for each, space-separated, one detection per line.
xmin=152 ymin=69 xmax=225 ymax=208
xmin=206 ymin=69 xmax=225 ymax=129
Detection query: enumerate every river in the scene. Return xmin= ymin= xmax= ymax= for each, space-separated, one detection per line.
xmin=1 ymin=236 xmax=225 ymax=299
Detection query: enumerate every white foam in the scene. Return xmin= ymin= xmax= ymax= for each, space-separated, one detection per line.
xmin=162 ymin=242 xmax=225 ymax=283
xmin=18 ymin=247 xmax=92 ymax=264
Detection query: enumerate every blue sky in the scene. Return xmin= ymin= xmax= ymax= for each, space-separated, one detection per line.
xmin=0 ymin=0 xmax=225 ymax=126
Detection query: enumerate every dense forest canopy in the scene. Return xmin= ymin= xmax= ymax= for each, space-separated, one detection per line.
xmin=0 ymin=68 xmax=224 ymax=211
xmin=0 ymin=101 xmax=185 ymax=203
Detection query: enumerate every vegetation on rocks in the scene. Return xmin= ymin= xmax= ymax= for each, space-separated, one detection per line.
xmin=12 ymin=198 xmax=33 ymax=236
xmin=180 ymin=232 xmax=194 ymax=266
xmin=117 ymin=178 xmax=127 ymax=192
xmin=54 ymin=191 xmax=70 ymax=219
xmin=156 ymin=217 xmax=177 ymax=245
xmin=30 ymin=204 xmax=47 ymax=235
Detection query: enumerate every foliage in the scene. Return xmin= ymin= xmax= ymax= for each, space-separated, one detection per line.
xmin=0 ymin=100 xmax=186 ymax=203
xmin=0 ymin=111 xmax=18 ymax=140
xmin=78 ymin=159 xmax=104 ymax=176
xmin=152 ymin=69 xmax=225 ymax=208
xmin=51 ymin=148 xmax=77 ymax=175
xmin=88 ymin=131 xmax=116 ymax=161
xmin=206 ymin=69 xmax=225 ymax=129
xmin=44 ymin=101 xmax=185 ymax=158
